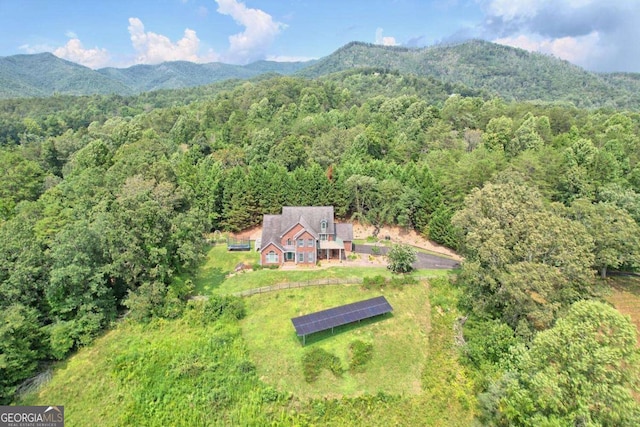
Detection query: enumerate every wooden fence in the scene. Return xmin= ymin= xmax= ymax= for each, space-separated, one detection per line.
xmin=229 ymin=274 xmax=438 ymax=297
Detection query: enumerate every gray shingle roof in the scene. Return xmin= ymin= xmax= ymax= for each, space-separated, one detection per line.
xmin=280 ymin=206 xmax=335 ymax=236
xmin=336 ymin=223 xmax=354 ymax=242
xmin=260 ymin=214 xmax=283 ymax=251
xmin=260 ymin=206 xmax=352 ymax=253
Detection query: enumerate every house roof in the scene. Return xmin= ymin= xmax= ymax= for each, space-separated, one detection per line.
xmin=280 ymin=206 xmax=335 ymax=236
xmin=261 ymin=214 xmax=283 ymax=252
xmin=261 ymin=206 xmax=344 ymax=253
xmin=336 ymin=223 xmax=354 ymax=242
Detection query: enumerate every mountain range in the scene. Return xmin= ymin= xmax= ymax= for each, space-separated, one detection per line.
xmin=2 ymin=40 xmax=640 ymax=109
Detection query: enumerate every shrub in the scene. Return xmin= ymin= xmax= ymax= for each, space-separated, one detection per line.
xmin=362 ymin=275 xmax=386 ymax=290
xmin=389 ymin=275 xmax=417 ymax=287
xmin=302 ymin=347 xmax=343 ymax=383
xmin=349 ymin=340 xmax=374 ymax=372
xmin=185 ymin=295 xmax=246 ymax=325
xmin=386 ymin=243 xmax=417 ymax=274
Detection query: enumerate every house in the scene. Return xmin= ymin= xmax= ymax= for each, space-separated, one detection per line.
xmin=258 ymin=206 xmax=353 ymax=266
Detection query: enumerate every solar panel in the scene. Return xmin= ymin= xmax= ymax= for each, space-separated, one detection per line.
xmin=291 ymin=296 xmax=393 ymax=337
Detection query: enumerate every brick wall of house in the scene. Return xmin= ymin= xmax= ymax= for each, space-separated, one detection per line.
xmin=281 ymin=224 xmax=304 ymax=246
xmin=292 ymin=230 xmax=316 ymax=264
xmin=261 ymin=242 xmax=282 ymax=266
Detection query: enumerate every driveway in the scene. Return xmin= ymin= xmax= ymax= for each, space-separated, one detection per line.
xmin=353 ymin=244 xmax=461 ymax=270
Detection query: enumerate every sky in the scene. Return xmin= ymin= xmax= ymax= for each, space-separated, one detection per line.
xmin=1 ymin=0 xmax=639 ymax=72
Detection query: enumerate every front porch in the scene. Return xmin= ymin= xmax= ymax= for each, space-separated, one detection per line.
xmin=318 ymin=238 xmax=346 ymax=261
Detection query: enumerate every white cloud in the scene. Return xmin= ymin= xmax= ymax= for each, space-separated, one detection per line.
xmin=486 ymin=0 xmax=542 ymax=21
xmin=375 ymin=28 xmax=398 ymax=46
xmin=127 ymin=17 xmax=217 ymax=65
xmin=65 ymin=30 xmax=78 ymax=39
xmin=215 ymin=0 xmax=285 ymax=64
xmin=19 ymin=43 xmax=56 ymax=54
xmin=494 ymin=31 xmax=601 ymax=65
xmin=266 ymin=54 xmax=316 ymax=62
xmin=480 ymin=0 xmax=640 ymax=71
xmin=53 ymin=38 xmax=111 ymax=69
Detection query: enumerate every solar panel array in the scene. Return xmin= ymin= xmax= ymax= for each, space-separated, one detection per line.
xmin=291 ymin=296 xmax=393 ymax=337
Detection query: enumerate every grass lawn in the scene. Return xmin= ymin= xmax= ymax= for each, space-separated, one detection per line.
xmin=193 ymin=243 xmax=260 ymax=294
xmin=194 ymin=242 xmax=451 ymax=295
xmin=240 ymin=282 xmax=431 ymax=398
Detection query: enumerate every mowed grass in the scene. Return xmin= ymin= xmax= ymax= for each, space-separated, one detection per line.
xmin=193 ymin=244 xmax=260 ymax=294
xmin=194 ymin=243 xmax=451 ymax=295
xmin=240 ymin=282 xmax=431 ymax=398
xmin=607 ymin=276 xmax=640 ymax=343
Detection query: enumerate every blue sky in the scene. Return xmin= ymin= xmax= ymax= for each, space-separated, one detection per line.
xmin=1 ymin=0 xmax=639 ymax=72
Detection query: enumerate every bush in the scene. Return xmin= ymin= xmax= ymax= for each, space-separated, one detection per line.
xmin=302 ymin=347 xmax=343 ymax=383
xmin=362 ymin=275 xmax=386 ymax=290
xmin=386 ymin=244 xmax=417 ymax=274
xmin=349 ymin=340 xmax=374 ymax=372
xmin=389 ymin=275 xmax=417 ymax=287
xmin=362 ymin=274 xmax=415 ymax=290
xmin=184 ymin=295 xmax=246 ymax=325
xmin=203 ymin=295 xmax=246 ymax=322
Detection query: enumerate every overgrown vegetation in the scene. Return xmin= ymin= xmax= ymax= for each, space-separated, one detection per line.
xmin=362 ymin=274 xmax=417 ymax=290
xmin=348 ymin=340 xmax=374 ymax=372
xmin=302 ymin=347 xmax=343 ymax=382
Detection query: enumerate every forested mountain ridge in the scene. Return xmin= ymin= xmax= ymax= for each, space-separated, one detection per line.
xmin=0 ymin=53 xmax=311 ymax=99
xmin=0 ymin=53 xmax=132 ymax=98
xmin=97 ymin=60 xmax=312 ymax=93
xmin=3 ymin=40 xmax=640 ymax=109
xmin=300 ymin=40 xmax=640 ymax=109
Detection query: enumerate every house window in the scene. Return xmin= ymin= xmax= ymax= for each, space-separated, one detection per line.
xmin=320 ymin=234 xmax=327 ymax=241
xmin=321 ymin=219 xmax=327 ymax=233
xmin=307 ymin=239 xmax=314 ymax=247
xmin=297 ymin=252 xmax=303 ymax=262
xmin=286 ymin=238 xmax=292 ymax=246
xmin=297 ymin=239 xmax=304 ymax=247
xmin=266 ymin=251 xmax=279 ymax=263
xmin=308 ymin=252 xmax=314 ymax=263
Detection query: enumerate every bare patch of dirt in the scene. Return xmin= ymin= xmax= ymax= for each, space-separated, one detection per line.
xmin=351 ymin=222 xmax=462 ymax=261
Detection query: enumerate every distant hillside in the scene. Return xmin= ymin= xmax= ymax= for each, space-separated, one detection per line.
xmin=98 ymin=60 xmax=312 ymax=93
xmin=0 ymin=54 xmax=311 ymax=99
xmin=299 ymin=41 xmax=640 ymax=109
xmin=0 ymin=53 xmax=132 ymax=98
xmin=2 ymin=42 xmax=640 ymax=109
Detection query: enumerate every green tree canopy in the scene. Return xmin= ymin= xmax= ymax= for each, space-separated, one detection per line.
xmin=480 ymin=300 xmax=640 ymax=426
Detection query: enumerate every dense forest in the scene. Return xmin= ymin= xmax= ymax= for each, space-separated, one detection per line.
xmin=1 ymin=66 xmax=639 ymax=423
xmin=5 ymin=40 xmax=640 ymax=109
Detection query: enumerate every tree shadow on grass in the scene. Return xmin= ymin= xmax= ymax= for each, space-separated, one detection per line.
xmin=194 ymin=267 xmax=227 ymax=294
xmin=609 ymin=275 xmax=640 ymax=297
xmin=293 ymin=312 xmax=394 ymax=346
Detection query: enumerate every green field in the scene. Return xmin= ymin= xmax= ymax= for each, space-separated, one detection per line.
xmin=19 ymin=244 xmax=476 ymax=425
xmin=242 ymin=283 xmax=430 ymax=397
